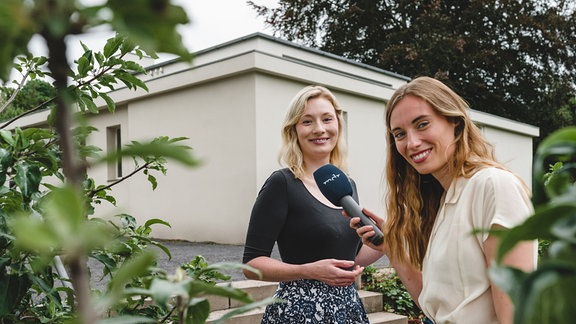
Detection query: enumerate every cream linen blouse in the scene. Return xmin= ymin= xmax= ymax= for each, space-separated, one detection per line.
xmin=419 ymin=167 xmax=535 ymax=323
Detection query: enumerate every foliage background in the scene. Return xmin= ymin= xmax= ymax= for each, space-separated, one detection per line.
xmin=249 ymin=0 xmax=576 ymax=146
xmin=0 ymin=1 xmax=270 ymax=323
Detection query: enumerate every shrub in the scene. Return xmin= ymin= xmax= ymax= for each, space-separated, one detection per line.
xmin=490 ymin=126 xmax=576 ymax=324
xmin=362 ymin=265 xmax=425 ymax=322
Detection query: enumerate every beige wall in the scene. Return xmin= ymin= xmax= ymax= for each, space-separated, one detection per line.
xmin=88 ymin=75 xmax=261 ymax=243
xmin=11 ymin=33 xmax=539 ymax=244
xmin=471 ymin=110 xmax=539 ymax=186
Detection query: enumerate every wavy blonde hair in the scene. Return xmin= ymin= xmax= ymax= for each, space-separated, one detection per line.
xmin=279 ymin=85 xmax=348 ymax=179
xmin=383 ymin=76 xmax=510 ymax=269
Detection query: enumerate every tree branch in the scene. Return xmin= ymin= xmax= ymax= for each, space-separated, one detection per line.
xmin=0 ymin=97 xmax=55 ymax=130
xmin=0 ymin=70 xmax=31 ymax=114
xmin=88 ymin=161 xmax=151 ymax=198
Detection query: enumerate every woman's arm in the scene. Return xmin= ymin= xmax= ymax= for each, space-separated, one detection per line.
xmin=355 ymin=244 xmax=384 ymax=267
xmin=386 ymin=253 xmax=423 ymax=308
xmin=244 ymin=256 xmax=363 ymax=287
xmin=351 ymin=208 xmax=423 ymax=306
xmin=483 ymin=224 xmax=536 ymax=324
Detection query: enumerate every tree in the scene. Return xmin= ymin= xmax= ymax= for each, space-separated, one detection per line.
xmin=0 ymin=1 xmax=268 ymax=323
xmin=0 ymin=79 xmax=56 ymax=121
xmin=249 ymin=0 xmax=576 ymax=144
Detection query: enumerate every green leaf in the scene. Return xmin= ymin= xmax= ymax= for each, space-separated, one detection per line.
xmin=105 ymin=249 xmax=157 ymax=304
xmin=550 ymin=213 xmax=576 ymax=244
xmin=15 ymin=128 xmax=29 ymax=150
xmin=0 ymin=147 xmax=14 ymax=171
xmin=512 ymin=261 xmax=576 ymax=324
xmin=187 ymin=298 xmax=210 ymax=324
xmin=105 ymin=241 xmax=133 ymax=256
xmin=210 ymin=297 xmax=280 ymax=324
xmin=122 ymin=60 xmax=145 ymax=73
xmin=148 ymin=240 xmax=172 ymax=260
xmin=496 ymin=203 xmax=575 ymax=262
xmin=533 ymin=127 xmax=576 ymax=205
xmin=489 ymin=265 xmax=527 ymax=296
xmin=95 ymin=51 xmax=105 ymax=66
xmin=143 ymin=218 xmax=170 ymax=229
xmin=10 ymin=212 xmax=61 ymax=254
xmin=0 ymin=1 xmax=35 ymax=81
xmin=147 ymin=278 xmax=190 ymax=308
xmin=80 ymin=92 xmax=100 ymax=113
xmin=0 ymin=272 xmax=31 ymax=316
xmin=103 ymin=34 xmax=124 ymax=58
xmin=544 ymin=163 xmax=575 ymax=199
xmin=147 ymin=173 xmax=157 ymax=190
xmin=547 ymin=240 xmax=576 ymax=260
xmin=44 ymin=186 xmax=86 ymax=230
xmin=114 ymin=70 xmax=148 ymax=91
xmin=78 ymin=144 xmax=103 ymax=159
xmin=101 ymin=138 xmax=199 ymax=167
xmin=100 ymin=92 xmax=116 ymax=112
xmin=186 ymin=280 xmax=253 ymax=304
xmin=0 ymin=130 xmax=15 ymax=146
xmin=77 ymin=55 xmax=91 ymax=77
xmin=536 ymin=127 xmax=576 ymax=155
xmin=80 ymin=41 xmax=90 ymax=52
xmin=97 ymin=316 xmax=156 ymax=324
xmin=107 ymin=0 xmax=191 ymax=61
xmin=13 ymin=162 xmax=41 ymax=199
xmin=91 ymin=253 xmax=117 ymax=278
xmin=119 ymin=38 xmax=137 ymax=55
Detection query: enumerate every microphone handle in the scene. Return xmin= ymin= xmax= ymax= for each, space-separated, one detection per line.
xmin=340 ymin=195 xmax=384 ymax=246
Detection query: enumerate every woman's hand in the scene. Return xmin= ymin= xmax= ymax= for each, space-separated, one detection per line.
xmin=303 ymin=259 xmax=364 ymax=287
xmin=348 ymin=208 xmax=385 ymax=252
xmin=245 ymin=256 xmax=362 ymax=285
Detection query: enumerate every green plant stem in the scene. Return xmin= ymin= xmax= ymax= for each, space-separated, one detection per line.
xmin=88 ymin=162 xmax=151 ymax=198
xmin=0 ymin=97 xmax=56 ymax=129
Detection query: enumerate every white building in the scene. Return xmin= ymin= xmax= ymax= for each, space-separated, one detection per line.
xmin=14 ymin=33 xmax=539 ymax=244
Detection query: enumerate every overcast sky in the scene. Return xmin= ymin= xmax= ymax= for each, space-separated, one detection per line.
xmin=28 ymin=0 xmax=278 ymax=62
xmin=180 ymin=0 xmax=277 ymax=52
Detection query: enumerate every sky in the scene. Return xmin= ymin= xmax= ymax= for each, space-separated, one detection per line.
xmin=178 ymin=0 xmax=278 ymax=53
xmin=27 ymin=0 xmax=278 ymax=64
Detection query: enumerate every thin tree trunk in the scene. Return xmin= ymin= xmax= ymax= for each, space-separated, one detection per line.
xmin=43 ymin=26 xmax=97 ymax=324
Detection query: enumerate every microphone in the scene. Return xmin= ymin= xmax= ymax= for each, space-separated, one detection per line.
xmin=313 ymin=164 xmax=384 ymax=246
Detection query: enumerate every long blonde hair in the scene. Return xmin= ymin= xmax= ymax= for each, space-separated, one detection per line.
xmin=279 ymin=85 xmax=348 ymax=179
xmin=384 ymin=76 xmax=507 ymax=268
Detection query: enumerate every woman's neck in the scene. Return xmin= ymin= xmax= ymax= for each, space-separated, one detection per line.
xmin=303 ymin=160 xmax=330 ymax=179
xmin=433 ymin=165 xmax=453 ymax=191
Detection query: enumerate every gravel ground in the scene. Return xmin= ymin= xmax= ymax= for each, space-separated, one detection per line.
xmin=153 ymin=240 xmax=265 ymax=282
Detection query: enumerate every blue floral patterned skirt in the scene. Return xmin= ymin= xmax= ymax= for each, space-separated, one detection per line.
xmin=261 ymin=279 xmax=369 ymax=324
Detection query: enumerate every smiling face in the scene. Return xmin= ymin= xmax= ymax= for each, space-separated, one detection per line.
xmin=295 ymin=96 xmax=339 ymax=164
xmin=389 ymin=95 xmax=457 ymax=188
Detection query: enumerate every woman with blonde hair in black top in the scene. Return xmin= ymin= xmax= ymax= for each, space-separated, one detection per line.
xmin=243 ymin=85 xmax=380 ymax=323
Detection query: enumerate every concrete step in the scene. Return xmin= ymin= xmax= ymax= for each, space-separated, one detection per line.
xmin=368 ymin=311 xmax=409 ymax=324
xmin=205 ymin=279 xmax=407 ymax=324
xmin=206 ymin=280 xmax=279 ymax=312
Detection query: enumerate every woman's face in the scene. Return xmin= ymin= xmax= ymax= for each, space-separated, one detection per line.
xmin=295 ymin=96 xmax=339 ymax=162
xmin=389 ymin=95 xmax=456 ymax=188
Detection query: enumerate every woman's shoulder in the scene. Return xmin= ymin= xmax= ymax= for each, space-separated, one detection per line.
xmin=265 ymin=168 xmax=296 ymax=184
xmin=472 ymin=167 xmax=517 ymax=180
xmin=271 ymin=168 xmax=294 ymax=179
xmin=469 ymin=167 xmax=526 ymax=190
xmin=258 ymin=168 xmax=296 ymax=195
